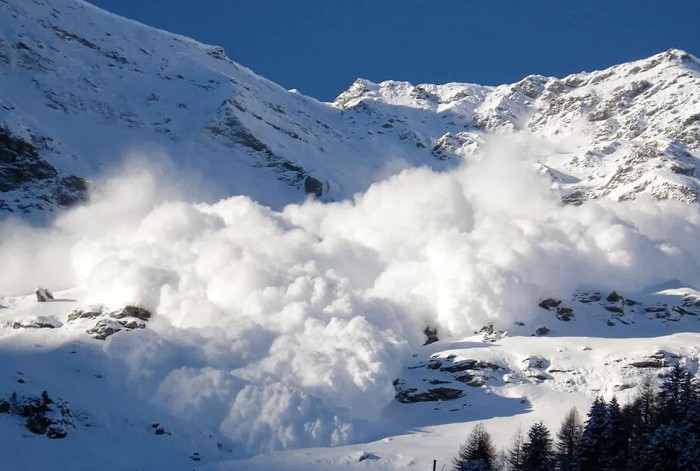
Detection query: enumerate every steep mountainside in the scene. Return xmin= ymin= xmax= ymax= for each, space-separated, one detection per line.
xmin=1 ymin=0 xmax=699 ymax=216
xmin=335 ymin=50 xmax=700 ymax=204
xmin=1 ymin=1 xmax=700 ymax=471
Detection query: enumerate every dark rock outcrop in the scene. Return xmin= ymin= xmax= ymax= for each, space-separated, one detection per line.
xmin=35 ymin=287 xmax=54 ymax=302
xmin=303 ymin=175 xmax=325 ymax=197
xmin=2 ymin=391 xmax=73 ymax=439
xmin=394 ymin=385 xmax=465 ymax=403
xmin=423 ymin=326 xmax=439 ymax=345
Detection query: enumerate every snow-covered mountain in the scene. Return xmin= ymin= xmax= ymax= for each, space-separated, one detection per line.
xmin=1 ymin=1 xmax=700 ymax=470
xmin=1 ymin=0 xmax=699 ymax=216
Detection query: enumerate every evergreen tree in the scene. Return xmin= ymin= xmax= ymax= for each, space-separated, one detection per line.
xmin=634 ymin=374 xmax=659 ymax=432
xmin=521 ymin=422 xmax=554 ymax=471
xmin=636 ymin=423 xmax=700 ymax=471
xmin=602 ymin=396 xmax=628 ymax=470
xmin=659 ymin=363 xmax=694 ymax=423
xmin=576 ymin=396 xmax=608 ymax=471
xmin=506 ymin=426 xmax=524 ymax=471
xmin=626 ymin=373 xmax=660 ymax=468
xmin=453 ymin=423 xmax=498 ymax=471
xmin=555 ymin=407 xmax=582 ymax=471
xmin=633 ymin=365 xmax=700 ymax=470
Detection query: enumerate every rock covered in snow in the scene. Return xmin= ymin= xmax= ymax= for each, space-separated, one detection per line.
xmin=1 ymin=391 xmax=73 ymax=439
xmin=68 ymin=305 xmax=151 ymax=340
xmin=11 ymin=315 xmax=62 ymax=329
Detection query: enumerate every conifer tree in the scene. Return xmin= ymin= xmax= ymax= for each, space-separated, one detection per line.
xmin=576 ymin=396 xmax=608 ymax=471
xmin=506 ymin=426 xmax=524 ymax=471
xmin=632 ymin=364 xmax=700 ymax=470
xmin=521 ymin=422 xmax=554 ymax=471
xmin=634 ymin=374 xmax=659 ymax=432
xmin=453 ymin=423 xmax=498 ymax=471
xmin=659 ymin=363 xmax=694 ymax=422
xmin=602 ymin=396 xmax=628 ymax=470
xmin=556 ymin=407 xmax=582 ymax=471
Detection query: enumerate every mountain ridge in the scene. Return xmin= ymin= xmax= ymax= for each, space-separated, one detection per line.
xmin=0 ymin=0 xmax=699 ymax=217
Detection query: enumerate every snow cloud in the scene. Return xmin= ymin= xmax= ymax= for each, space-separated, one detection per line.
xmin=1 ymin=135 xmax=699 ymax=454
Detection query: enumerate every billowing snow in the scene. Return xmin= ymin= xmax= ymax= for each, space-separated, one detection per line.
xmin=2 ymin=137 xmax=700 ymax=468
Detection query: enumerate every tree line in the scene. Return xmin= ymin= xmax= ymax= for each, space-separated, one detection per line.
xmin=453 ymin=363 xmax=700 ymax=470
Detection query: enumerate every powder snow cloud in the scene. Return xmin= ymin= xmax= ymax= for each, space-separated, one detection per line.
xmin=1 ymin=135 xmax=699 ymax=454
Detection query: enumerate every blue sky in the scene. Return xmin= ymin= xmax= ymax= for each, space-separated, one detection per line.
xmin=89 ymin=0 xmax=699 ymax=101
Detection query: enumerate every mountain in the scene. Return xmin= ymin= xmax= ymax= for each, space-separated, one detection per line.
xmin=1 ymin=0 xmax=699 ymax=216
xmin=1 ymin=1 xmax=700 ymax=470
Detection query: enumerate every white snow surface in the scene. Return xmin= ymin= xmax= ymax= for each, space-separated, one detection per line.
xmin=1 ymin=0 xmax=700 ymax=215
xmin=0 ymin=0 xmax=699 ymax=470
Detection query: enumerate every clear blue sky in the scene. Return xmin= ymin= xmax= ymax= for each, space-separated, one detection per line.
xmin=89 ymin=0 xmax=699 ymax=101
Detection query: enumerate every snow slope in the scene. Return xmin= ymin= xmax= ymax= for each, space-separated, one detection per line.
xmin=1 ymin=0 xmax=700 ymax=470
xmin=2 ymin=284 xmax=700 ymax=470
xmin=1 ymin=0 xmax=699 ymax=216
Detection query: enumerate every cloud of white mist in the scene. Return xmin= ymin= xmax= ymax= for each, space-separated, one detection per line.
xmin=1 ymin=134 xmax=699 ymax=454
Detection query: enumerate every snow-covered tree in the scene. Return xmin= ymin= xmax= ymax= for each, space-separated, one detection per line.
xmin=602 ymin=396 xmax=628 ymax=470
xmin=659 ymin=363 xmax=695 ymax=421
xmin=576 ymin=396 xmax=608 ymax=471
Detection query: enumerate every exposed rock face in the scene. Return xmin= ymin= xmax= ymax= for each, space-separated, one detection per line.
xmin=0 ymin=127 xmax=57 ymax=192
xmin=303 ymin=176 xmax=325 ymax=197
xmin=394 ymin=386 xmax=465 ymax=403
xmin=1 ymin=391 xmax=73 ymax=439
xmin=67 ymin=305 xmax=151 ymax=340
xmin=335 ymin=49 xmax=700 ymax=204
xmin=0 ymin=128 xmax=87 ymax=214
xmin=394 ymin=355 xmax=504 ymax=404
xmin=535 ymin=288 xmax=700 ymax=332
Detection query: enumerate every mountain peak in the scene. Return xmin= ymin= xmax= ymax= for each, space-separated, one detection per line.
xmin=0 ymin=0 xmax=698 ymax=217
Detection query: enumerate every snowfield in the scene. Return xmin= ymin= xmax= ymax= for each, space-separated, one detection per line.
xmin=0 ymin=0 xmax=699 ymax=470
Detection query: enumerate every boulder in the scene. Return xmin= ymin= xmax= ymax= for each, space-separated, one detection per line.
xmin=538 ymin=298 xmax=561 ymax=310
xmin=628 ymin=359 xmax=669 ymax=368
xmin=395 ymin=386 xmax=465 ymax=403
xmin=556 ymin=306 xmax=574 ymax=321
xmin=35 ymin=287 xmax=53 ymax=302
xmin=107 ymin=306 xmax=151 ymax=321
xmin=67 ymin=308 xmax=102 ymax=322
xmin=12 ymin=316 xmax=62 ymax=329
xmin=86 ymin=319 xmax=123 ymax=340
